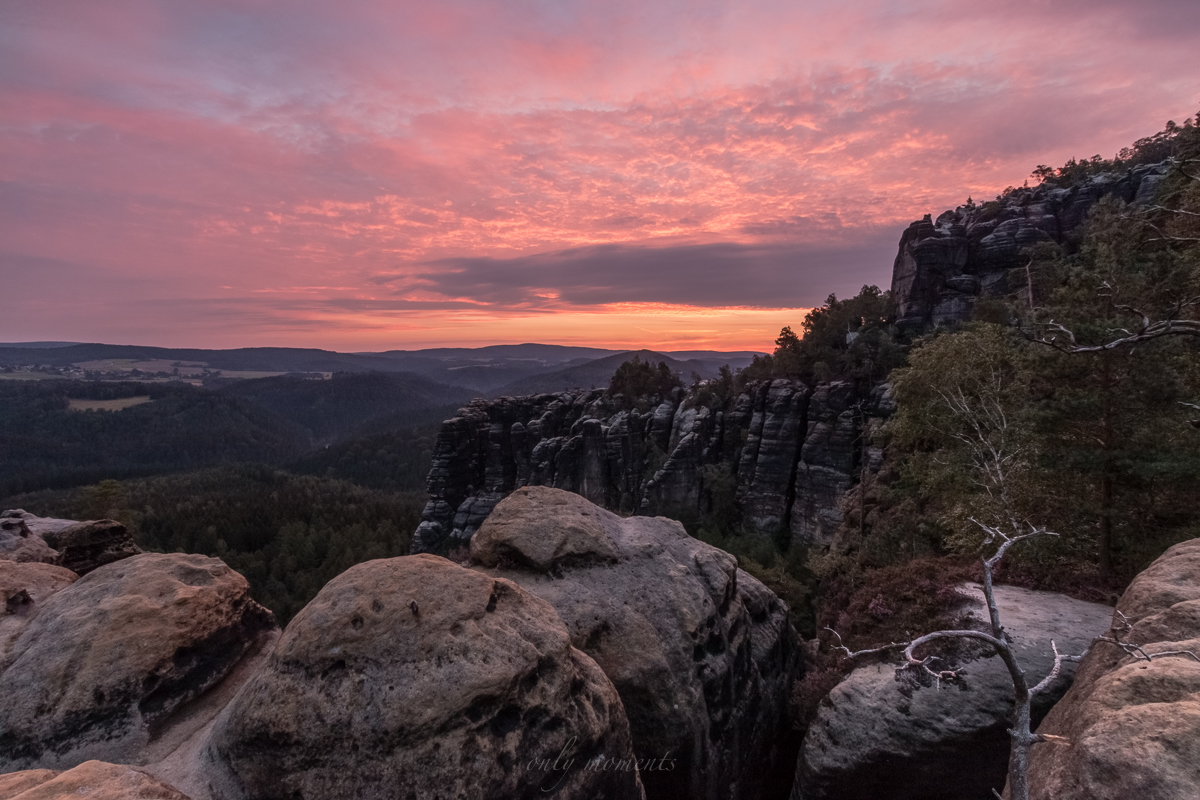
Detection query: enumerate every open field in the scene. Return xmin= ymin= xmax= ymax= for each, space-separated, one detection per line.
xmin=0 ymin=373 xmax=68 ymax=381
xmin=68 ymin=396 xmax=152 ymax=411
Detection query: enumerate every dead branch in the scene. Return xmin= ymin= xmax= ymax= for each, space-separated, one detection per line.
xmin=1094 ymin=610 xmax=1200 ymax=664
xmin=823 ymin=627 xmax=910 ymax=660
xmin=1033 ymin=316 xmax=1200 ymax=353
xmin=822 ymin=524 xmax=1087 ymax=800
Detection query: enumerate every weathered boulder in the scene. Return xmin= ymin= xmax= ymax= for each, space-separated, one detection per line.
xmin=40 ymin=519 xmax=142 ymax=576
xmin=207 ymin=553 xmax=644 ymax=800
xmin=1021 ymin=538 xmax=1200 ymax=800
xmin=0 ymin=561 xmax=78 ymax=669
xmin=470 ymin=486 xmax=801 ymax=800
xmin=0 ymin=553 xmax=277 ymax=772
xmin=793 ymin=584 xmax=1112 ymax=800
xmin=0 ymin=760 xmax=191 ymax=800
xmin=0 ymin=518 xmax=60 ymax=566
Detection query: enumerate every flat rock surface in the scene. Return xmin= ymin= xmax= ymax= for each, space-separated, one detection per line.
xmin=793 ymin=583 xmax=1112 ymax=800
xmin=207 ymin=553 xmax=644 ymax=800
xmin=0 ymin=760 xmax=191 ymax=800
xmin=1 ymin=510 xmax=78 ymax=539
xmin=471 ymin=486 xmax=800 ymax=800
xmin=1023 ymin=538 xmax=1200 ymax=800
xmin=0 ymin=553 xmax=276 ymax=772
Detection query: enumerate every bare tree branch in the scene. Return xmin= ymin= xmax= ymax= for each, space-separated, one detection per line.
xmin=823 ymin=524 xmax=1087 ymax=800
xmin=1094 ymin=610 xmax=1200 ymax=664
xmin=1032 ymin=316 xmax=1200 ymax=353
xmin=1029 ymin=640 xmax=1083 ymax=696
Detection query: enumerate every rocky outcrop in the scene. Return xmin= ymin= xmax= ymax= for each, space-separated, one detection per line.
xmin=0 ymin=518 xmax=60 ymax=566
xmin=1 ymin=510 xmax=77 ymax=539
xmin=0 ymin=511 xmax=142 ymax=575
xmin=207 ymin=553 xmax=644 ymax=800
xmin=792 ymin=584 xmax=1112 ymax=800
xmin=890 ymin=163 xmax=1171 ymax=328
xmin=470 ymin=487 xmax=801 ymax=800
xmin=0 ymin=761 xmax=192 ymax=800
xmin=414 ymin=379 xmax=891 ymax=553
xmin=0 ymin=553 xmax=277 ymax=773
xmin=39 ymin=519 xmax=141 ymax=575
xmin=1021 ymin=538 xmax=1200 ymax=800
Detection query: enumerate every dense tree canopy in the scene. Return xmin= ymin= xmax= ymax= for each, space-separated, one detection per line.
xmin=608 ymin=355 xmax=683 ymax=404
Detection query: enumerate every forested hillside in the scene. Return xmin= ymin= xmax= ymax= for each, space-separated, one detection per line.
xmin=4 ymin=467 xmax=423 ymax=624
xmin=0 ymin=381 xmax=305 ymax=496
xmin=215 ymin=371 xmax=471 ymax=444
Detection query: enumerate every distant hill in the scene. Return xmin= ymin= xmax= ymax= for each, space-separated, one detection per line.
xmin=0 ymin=380 xmax=305 ymax=497
xmin=0 ymin=341 xmax=80 ymax=349
xmin=216 ymin=372 xmax=475 ymax=445
xmin=1 ymin=342 xmax=763 ymax=392
xmin=491 ymin=350 xmax=729 ymax=397
xmin=373 ymin=343 xmax=618 ymax=362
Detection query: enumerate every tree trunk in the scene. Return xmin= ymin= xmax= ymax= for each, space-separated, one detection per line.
xmin=1099 ymin=473 xmax=1113 ymax=580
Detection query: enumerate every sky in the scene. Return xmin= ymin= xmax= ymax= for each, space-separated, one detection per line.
xmin=2 ymin=1 xmax=1199 ymax=352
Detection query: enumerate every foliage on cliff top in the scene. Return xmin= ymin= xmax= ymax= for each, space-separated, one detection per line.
xmin=4 ymin=466 xmax=423 ymax=624
xmin=1029 ymin=110 xmax=1200 ymax=190
xmin=739 ymin=285 xmax=908 ymax=388
xmin=608 ymin=354 xmax=683 ymax=407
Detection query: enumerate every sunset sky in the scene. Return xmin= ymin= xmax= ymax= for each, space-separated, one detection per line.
xmin=3 ymin=1 xmax=1199 ymax=351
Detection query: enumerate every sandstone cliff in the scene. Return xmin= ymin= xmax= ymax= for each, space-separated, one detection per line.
xmin=890 ymin=162 xmax=1171 ymax=328
xmin=412 ymin=380 xmax=894 ymax=554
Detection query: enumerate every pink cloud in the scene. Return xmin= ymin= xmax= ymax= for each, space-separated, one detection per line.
xmin=1 ymin=0 xmax=1198 ymax=349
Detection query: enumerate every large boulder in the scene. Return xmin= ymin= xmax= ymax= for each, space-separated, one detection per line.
xmin=0 ymin=553 xmax=276 ymax=772
xmin=207 ymin=553 xmax=644 ymax=800
xmin=470 ymin=486 xmax=801 ymax=800
xmin=793 ymin=583 xmax=1112 ymax=800
xmin=40 ymin=519 xmax=142 ymax=575
xmin=1022 ymin=538 xmax=1200 ymax=799
xmin=0 ymin=760 xmax=191 ymax=800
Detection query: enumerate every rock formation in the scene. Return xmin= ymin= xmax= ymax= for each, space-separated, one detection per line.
xmin=469 ymin=487 xmax=801 ymax=800
xmin=1020 ymin=538 xmax=1200 ymax=800
xmin=413 ymin=380 xmax=893 ymax=554
xmin=890 ymin=163 xmax=1171 ymax=329
xmin=0 ymin=518 xmax=60 ymax=566
xmin=0 ymin=760 xmax=192 ymax=800
xmin=0 ymin=511 xmax=142 ymax=574
xmin=0 ymin=509 xmax=78 ymax=539
xmin=0 ymin=553 xmax=276 ymax=774
xmin=39 ymin=519 xmax=142 ymax=575
xmin=791 ymin=584 xmax=1112 ymax=800
xmin=207 ymin=553 xmax=645 ymax=800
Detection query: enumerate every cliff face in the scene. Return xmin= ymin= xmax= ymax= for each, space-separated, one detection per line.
xmin=415 ymin=164 xmax=1176 ymax=554
xmin=891 ymin=162 xmax=1171 ymax=328
xmin=412 ymin=380 xmax=894 ymax=554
